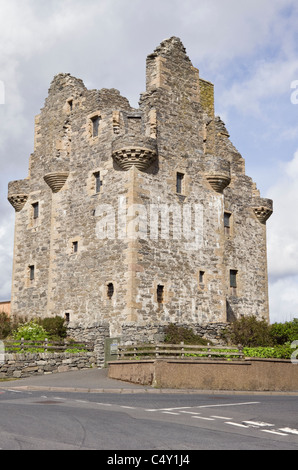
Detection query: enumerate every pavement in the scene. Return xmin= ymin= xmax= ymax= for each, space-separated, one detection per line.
xmin=1 ymin=368 xmax=297 ymax=395
xmin=0 ymin=368 xmax=155 ymax=393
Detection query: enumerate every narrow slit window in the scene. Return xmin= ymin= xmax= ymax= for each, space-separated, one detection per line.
xmin=230 ymin=270 xmax=238 ymax=296
xmin=157 ymin=284 xmax=164 ymax=304
xmin=32 ymin=202 xmax=39 ymax=220
xmin=65 ymin=313 xmax=70 ymax=324
xmin=224 ymin=212 xmax=231 ymax=235
xmin=176 ymin=172 xmax=184 ymax=194
xmin=94 ymin=171 xmax=102 ymax=193
xmin=199 ymin=271 xmax=205 ymax=284
xmin=91 ymin=115 xmax=101 ymax=137
xmin=68 ymin=99 xmax=73 ymax=112
xmin=29 ymin=265 xmax=35 ymax=282
xmin=72 ymin=241 xmax=78 ymax=253
xmin=107 ymin=283 xmax=114 ymax=299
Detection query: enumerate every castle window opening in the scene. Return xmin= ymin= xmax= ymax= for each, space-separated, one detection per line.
xmin=32 ymin=202 xmax=39 ymax=220
xmin=157 ymin=284 xmax=164 ymax=303
xmin=199 ymin=271 xmax=205 ymax=285
xmin=176 ymin=172 xmax=184 ymax=194
xmin=65 ymin=313 xmax=70 ymax=323
xmin=68 ymin=99 xmax=73 ymax=112
xmin=224 ymin=212 xmax=231 ymax=235
xmin=29 ymin=265 xmax=35 ymax=282
xmin=107 ymin=283 xmax=114 ymax=299
xmin=94 ymin=171 xmax=102 ymax=193
xmin=72 ymin=241 xmax=78 ymax=253
xmin=230 ymin=270 xmax=238 ymax=296
xmin=91 ymin=115 xmax=101 ymax=137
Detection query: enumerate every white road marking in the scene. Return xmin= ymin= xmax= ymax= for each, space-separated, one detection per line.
xmin=279 ymin=427 xmax=298 ymax=435
xmin=197 ymin=401 xmax=260 ymax=409
xmin=211 ymin=415 xmax=232 ymax=420
xmin=192 ymin=416 xmax=215 ymax=421
xmin=261 ymin=429 xmax=288 ymax=436
xmin=225 ymin=422 xmax=249 ymax=428
xmin=162 ymin=411 xmax=180 ymax=415
xmin=159 ymin=407 xmax=192 ymax=411
xmin=120 ymin=406 xmax=136 ymax=409
xmin=243 ymin=421 xmax=274 ymax=427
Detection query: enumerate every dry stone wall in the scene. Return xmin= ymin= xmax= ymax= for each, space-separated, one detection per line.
xmin=0 ymin=352 xmax=98 ymax=379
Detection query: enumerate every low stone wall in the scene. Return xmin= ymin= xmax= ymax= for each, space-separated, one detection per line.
xmin=0 ymin=351 xmax=98 ymax=379
xmin=108 ymin=358 xmax=298 ymax=392
xmin=67 ymin=323 xmax=110 ymax=360
xmin=120 ymin=322 xmax=229 ymax=345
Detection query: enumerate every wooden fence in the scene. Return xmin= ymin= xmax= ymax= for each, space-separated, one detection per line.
xmin=4 ymin=338 xmax=94 ymax=353
xmin=117 ymin=342 xmax=244 ymax=360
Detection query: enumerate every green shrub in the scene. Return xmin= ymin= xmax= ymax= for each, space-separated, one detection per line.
xmin=14 ymin=320 xmax=48 ymax=341
xmin=225 ymin=315 xmax=272 ymax=347
xmin=164 ymin=324 xmax=209 ymax=345
xmin=243 ymin=344 xmax=293 ymax=360
xmin=38 ymin=316 xmax=67 ymax=339
xmin=270 ymin=319 xmax=298 ymax=345
xmin=0 ymin=312 xmax=12 ymax=339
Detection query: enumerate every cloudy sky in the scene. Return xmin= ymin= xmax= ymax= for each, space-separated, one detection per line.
xmin=0 ymin=0 xmax=298 ymax=323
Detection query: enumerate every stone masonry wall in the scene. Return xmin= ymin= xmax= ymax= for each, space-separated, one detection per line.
xmin=0 ymin=352 xmax=98 ymax=379
xmin=8 ymin=37 xmax=273 ymax=345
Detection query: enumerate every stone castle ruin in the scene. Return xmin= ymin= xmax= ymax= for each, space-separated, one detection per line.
xmin=8 ymin=37 xmax=273 ymax=344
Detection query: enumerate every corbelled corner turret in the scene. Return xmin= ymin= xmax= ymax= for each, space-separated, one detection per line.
xmin=112 ymin=134 xmax=158 ymax=171
xmin=8 ymin=37 xmax=272 ymax=346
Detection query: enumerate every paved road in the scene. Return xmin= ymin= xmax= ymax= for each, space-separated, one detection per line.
xmin=0 ymin=369 xmax=298 ymax=451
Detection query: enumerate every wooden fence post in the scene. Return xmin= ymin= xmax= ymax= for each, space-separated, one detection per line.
xmin=181 ymin=341 xmax=184 ymax=358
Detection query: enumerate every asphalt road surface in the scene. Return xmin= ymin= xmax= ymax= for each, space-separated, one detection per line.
xmin=0 ymin=386 xmax=298 ymax=451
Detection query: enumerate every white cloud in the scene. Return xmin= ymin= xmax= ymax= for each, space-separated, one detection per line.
xmin=181 ymin=0 xmax=298 ymax=69
xmin=267 ymin=151 xmax=298 ymax=322
xmin=219 ymin=57 xmax=298 ymax=117
xmin=267 ymin=151 xmax=298 ymax=277
xmin=269 ymin=276 xmax=298 ymax=323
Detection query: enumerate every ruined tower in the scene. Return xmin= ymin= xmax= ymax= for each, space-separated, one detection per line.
xmin=8 ymin=37 xmax=273 ymax=343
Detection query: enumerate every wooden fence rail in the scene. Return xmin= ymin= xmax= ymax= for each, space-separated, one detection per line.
xmin=117 ymin=342 xmax=244 ymax=360
xmin=4 ymin=338 xmax=94 ymax=353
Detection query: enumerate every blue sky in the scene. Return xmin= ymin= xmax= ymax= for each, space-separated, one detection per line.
xmin=0 ymin=0 xmax=298 ymax=323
